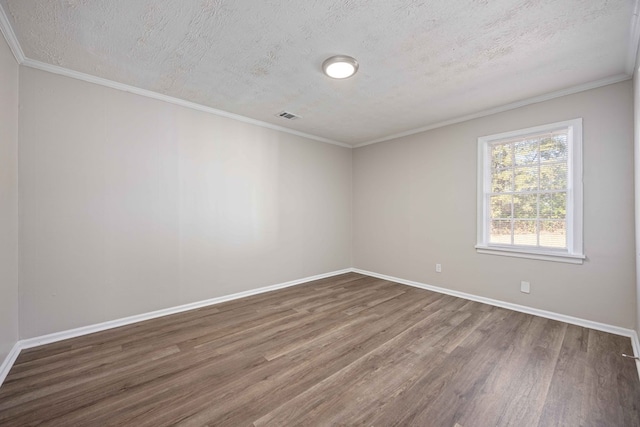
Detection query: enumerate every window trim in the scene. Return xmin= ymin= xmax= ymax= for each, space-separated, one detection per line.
xmin=476 ymin=118 xmax=585 ymax=264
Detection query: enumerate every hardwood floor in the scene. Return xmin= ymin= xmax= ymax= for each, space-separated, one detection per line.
xmin=1 ymin=272 xmax=639 ymax=426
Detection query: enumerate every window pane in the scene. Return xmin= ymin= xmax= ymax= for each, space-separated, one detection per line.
xmin=540 ymin=163 xmax=567 ymax=190
xmin=492 ymin=169 xmax=513 ymax=193
xmin=514 ymin=166 xmax=538 ymax=191
xmin=514 ymin=139 xmax=538 ymax=165
xmin=540 ymin=135 xmax=568 ymax=163
xmin=539 ymin=192 xmax=566 ymax=219
xmin=513 ymin=194 xmax=537 ymax=219
xmin=479 ymin=120 xmax=581 ymax=258
xmin=540 ymin=220 xmax=566 ymax=248
xmin=513 ymin=220 xmax=537 ymax=245
xmin=490 ymin=220 xmax=511 ymax=244
xmin=491 ymin=143 xmax=513 ymax=169
xmin=490 ymin=195 xmax=512 ymax=219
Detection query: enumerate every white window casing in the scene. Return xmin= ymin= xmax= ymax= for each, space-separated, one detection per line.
xmin=476 ymin=118 xmax=585 ymax=264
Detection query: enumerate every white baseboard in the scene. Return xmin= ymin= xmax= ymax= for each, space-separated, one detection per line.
xmin=352 ymin=268 xmax=638 ymax=339
xmin=354 ymin=268 xmax=640 ymax=380
xmin=0 ymin=341 xmax=21 ymax=387
xmin=0 ymin=268 xmax=351 ymax=387
xmin=19 ymin=268 xmax=352 ymax=350
xmin=630 ymin=331 xmax=640 ymax=382
xmin=3 ymin=267 xmax=639 ymax=387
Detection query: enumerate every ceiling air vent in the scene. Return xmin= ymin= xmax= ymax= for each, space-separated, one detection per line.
xmin=277 ymin=111 xmax=301 ymax=120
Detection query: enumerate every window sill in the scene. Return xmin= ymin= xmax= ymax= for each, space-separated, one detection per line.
xmin=475 ymin=245 xmax=585 ymax=264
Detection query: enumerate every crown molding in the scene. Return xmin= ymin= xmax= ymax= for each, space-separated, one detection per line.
xmin=353 ymin=73 xmax=632 ymax=148
xmin=628 ymin=0 xmax=640 ymax=75
xmin=1 ymin=2 xmax=635 ymax=150
xmin=21 ymin=58 xmax=352 ymax=148
xmin=0 ymin=3 xmax=351 ymax=149
xmin=0 ymin=3 xmax=24 ymax=63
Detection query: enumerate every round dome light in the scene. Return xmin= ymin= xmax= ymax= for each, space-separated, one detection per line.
xmin=322 ymin=55 xmax=359 ymax=79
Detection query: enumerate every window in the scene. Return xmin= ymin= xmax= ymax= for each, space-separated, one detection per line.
xmin=476 ymin=119 xmax=584 ymax=264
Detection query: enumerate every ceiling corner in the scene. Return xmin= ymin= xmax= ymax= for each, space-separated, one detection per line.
xmin=21 ymin=55 xmax=353 ymax=148
xmin=0 ymin=3 xmax=25 ymax=64
xmin=352 ymin=73 xmax=632 ymax=149
xmin=0 ymin=2 xmax=351 ymax=149
xmin=627 ymin=0 xmax=640 ymax=75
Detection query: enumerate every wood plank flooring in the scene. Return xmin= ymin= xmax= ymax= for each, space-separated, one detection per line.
xmin=1 ymin=272 xmax=639 ymax=426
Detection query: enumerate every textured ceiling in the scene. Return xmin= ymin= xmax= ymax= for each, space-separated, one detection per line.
xmin=0 ymin=0 xmax=636 ymax=145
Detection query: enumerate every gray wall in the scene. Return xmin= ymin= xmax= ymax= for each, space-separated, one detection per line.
xmin=635 ymin=58 xmax=640 ymax=335
xmin=9 ymin=59 xmax=637 ymax=339
xmin=353 ymin=81 xmax=636 ymax=328
xmin=18 ymin=67 xmax=352 ymax=338
xmin=0 ymin=33 xmax=19 ymax=360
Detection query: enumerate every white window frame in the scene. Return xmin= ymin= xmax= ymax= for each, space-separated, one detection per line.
xmin=475 ymin=118 xmax=585 ymax=264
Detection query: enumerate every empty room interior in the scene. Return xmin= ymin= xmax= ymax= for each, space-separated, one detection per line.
xmin=2 ymin=0 xmax=640 ymax=425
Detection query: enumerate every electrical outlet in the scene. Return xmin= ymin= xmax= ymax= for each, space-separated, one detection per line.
xmin=435 ymin=264 xmax=442 ymax=273
xmin=520 ymin=281 xmax=530 ymax=294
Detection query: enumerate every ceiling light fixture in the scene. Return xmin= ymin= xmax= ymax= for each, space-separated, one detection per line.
xmin=322 ymin=55 xmax=359 ymax=79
